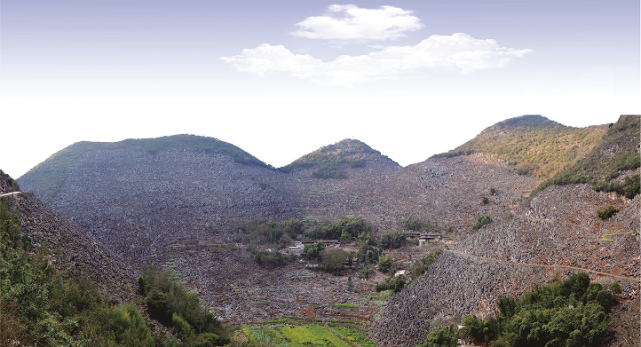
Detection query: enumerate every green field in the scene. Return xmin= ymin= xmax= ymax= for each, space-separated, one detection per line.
xmin=236 ymin=321 xmax=374 ymax=347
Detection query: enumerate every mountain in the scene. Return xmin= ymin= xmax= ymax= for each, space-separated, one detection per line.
xmin=19 ymin=135 xmax=293 ymax=263
xmin=280 ymin=138 xmax=400 ymax=178
xmin=18 ymin=134 xmax=272 ymax=204
xmin=432 ymin=115 xmax=608 ymax=180
xmin=16 ymin=115 xmax=638 ymax=336
xmin=533 ymin=114 xmax=640 ymax=196
xmin=372 ymin=115 xmax=640 ymax=347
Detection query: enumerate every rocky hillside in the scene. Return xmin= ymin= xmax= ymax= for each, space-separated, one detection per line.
xmin=18 ymin=134 xmax=272 ymax=204
xmin=17 ymin=132 xmax=542 ymax=263
xmin=20 ymin=144 xmax=296 ymax=263
xmin=373 ymin=114 xmax=640 ymax=347
xmin=0 ymin=169 xmax=136 ymax=302
xmin=433 ymin=114 xmax=607 ymax=180
xmin=372 ymin=183 xmax=640 ymax=347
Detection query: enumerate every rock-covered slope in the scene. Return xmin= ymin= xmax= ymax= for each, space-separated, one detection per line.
xmin=17 ymin=133 xmax=541 ymax=264
xmin=28 ymin=147 xmax=296 ymax=262
xmin=0 ymin=170 xmax=136 ymax=302
xmin=373 ymin=115 xmax=640 ymax=347
xmin=372 ymin=183 xmax=640 ymax=347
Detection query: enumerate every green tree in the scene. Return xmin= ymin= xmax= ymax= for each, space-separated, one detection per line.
xmin=377 ymin=254 xmax=393 ymax=274
xmin=319 ymin=248 xmax=348 ymax=274
xmin=418 ymin=324 xmax=459 ymax=347
xmin=379 ymin=231 xmax=406 ymax=249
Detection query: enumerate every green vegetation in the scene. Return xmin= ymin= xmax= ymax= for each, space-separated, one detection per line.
xmin=1 ymin=194 xmax=229 ymax=346
xmin=418 ymin=324 xmax=459 ymax=347
xmin=403 ymin=218 xmax=435 ymax=232
xmin=420 ymin=273 xmax=617 ymax=347
xmin=277 ymin=325 xmax=349 ymax=347
xmin=431 ymin=115 xmax=607 ymax=180
xmin=234 ymin=322 xmax=375 ymax=347
xmin=597 ymin=205 xmax=618 ymax=220
xmin=138 ymin=266 xmax=229 ymax=346
xmin=408 ymin=249 xmax=443 ymax=283
xmin=318 ymin=248 xmax=349 ymax=274
xmin=377 ymin=253 xmax=393 ymax=274
xmin=532 ymin=115 xmax=640 ymax=198
xmin=356 ymin=243 xmax=380 ymax=265
xmin=472 ymin=215 xmax=493 ymax=230
xmin=480 ymin=196 xmax=489 ymax=205
xmin=237 ymin=218 xmax=303 ymax=265
xmin=304 ymin=242 xmax=326 ymax=261
xmin=379 ymin=231 xmax=406 ymax=249
xmin=19 ymin=134 xmax=271 ymax=203
xmin=280 ymin=139 xmax=392 ymax=179
xmin=330 ymin=325 xmax=376 ymax=347
xmin=305 ymin=216 xmax=372 ymax=241
xmin=375 ymin=275 xmax=406 ymax=293
xmin=610 ymin=282 xmax=622 ymax=294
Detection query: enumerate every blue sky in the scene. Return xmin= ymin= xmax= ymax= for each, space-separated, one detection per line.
xmin=1 ymin=0 xmax=639 ymax=178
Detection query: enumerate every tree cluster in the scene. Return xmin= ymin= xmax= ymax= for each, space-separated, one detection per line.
xmin=379 ymin=231 xmax=406 ymax=249
xmin=419 ymin=273 xmax=618 ymax=347
xmin=139 ymin=266 xmax=229 ymax=346
xmin=305 ymin=216 xmax=372 ymax=241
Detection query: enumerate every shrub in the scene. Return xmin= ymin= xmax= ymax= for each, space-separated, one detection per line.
xmin=358 ymin=267 xmax=374 ymax=279
xmin=403 ymin=218 xmax=434 ymax=231
xmin=489 ymin=187 xmax=496 ymax=195
xmin=417 ymin=324 xmax=459 ymax=347
xmin=319 ymin=248 xmax=348 ymax=274
xmin=472 ymin=215 xmax=493 ymax=230
xmin=610 ymin=281 xmax=622 ymax=294
xmin=375 ymin=275 xmax=406 ymax=293
xmin=377 ymin=254 xmax=393 ymax=274
xmin=356 ymin=244 xmax=379 ymax=264
xmin=102 ymin=303 xmax=155 ymax=346
xmin=379 ymin=231 xmax=406 ymax=249
xmin=303 ymin=242 xmax=325 ymax=261
xmin=597 ymin=205 xmax=618 ymax=220
xmin=138 ymin=266 xmax=227 ymax=344
xmin=480 ymin=196 xmax=489 ymax=205
xmin=408 ymin=249 xmax=443 ymax=282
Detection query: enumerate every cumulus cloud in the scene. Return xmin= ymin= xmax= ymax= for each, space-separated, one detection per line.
xmin=291 ymin=4 xmax=423 ymax=41
xmin=221 ymin=33 xmax=533 ymax=87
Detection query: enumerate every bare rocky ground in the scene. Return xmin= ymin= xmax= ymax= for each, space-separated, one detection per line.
xmin=27 ymin=146 xmax=537 ymax=268
xmin=153 ymin=238 xmax=444 ymax=327
xmin=372 ymin=183 xmax=641 ymax=347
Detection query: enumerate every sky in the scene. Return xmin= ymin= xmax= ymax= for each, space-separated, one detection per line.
xmin=1 ymin=0 xmax=639 ymax=178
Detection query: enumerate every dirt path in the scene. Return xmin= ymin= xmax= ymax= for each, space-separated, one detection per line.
xmin=446 ymin=249 xmax=640 ymax=283
xmin=0 ymin=191 xmax=21 ymax=198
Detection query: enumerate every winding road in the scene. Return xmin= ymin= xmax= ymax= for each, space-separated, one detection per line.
xmin=446 ymin=249 xmax=640 ymax=283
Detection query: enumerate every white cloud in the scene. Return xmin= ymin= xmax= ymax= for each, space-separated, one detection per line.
xmin=221 ymin=33 xmax=533 ymax=87
xmin=291 ymin=4 xmax=423 ymax=41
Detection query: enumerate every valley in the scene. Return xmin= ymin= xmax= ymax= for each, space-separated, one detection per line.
xmin=4 ymin=114 xmax=639 ymax=346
